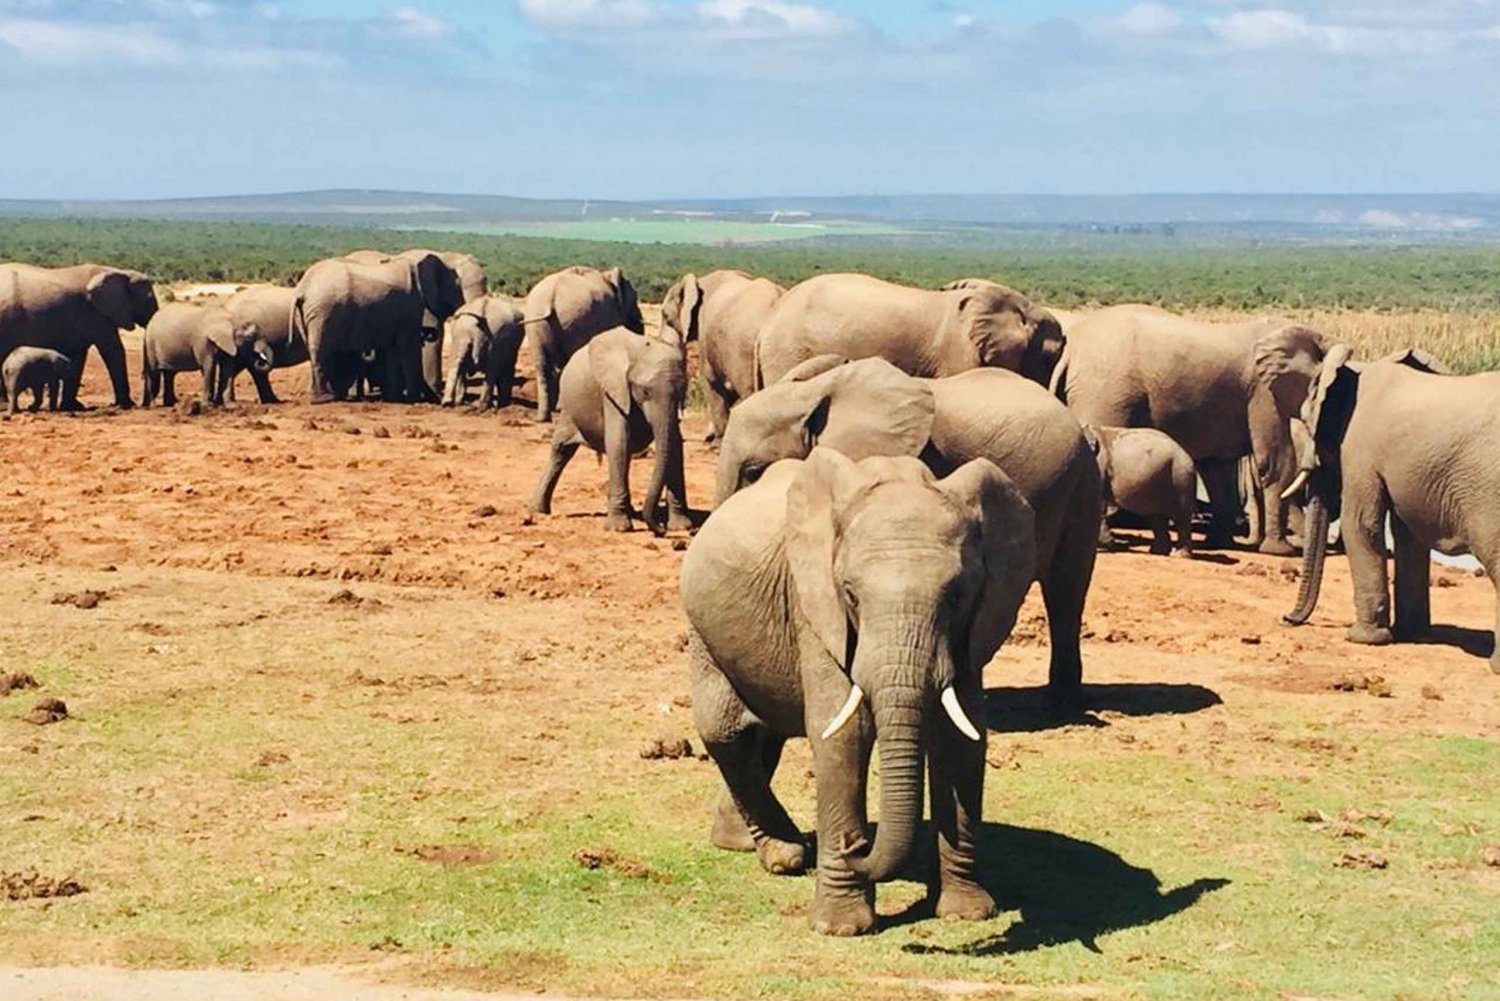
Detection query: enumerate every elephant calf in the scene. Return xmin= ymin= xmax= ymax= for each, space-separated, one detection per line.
xmin=1089 ymin=425 xmax=1197 ymax=557
xmin=529 ymin=328 xmax=690 ymax=535
xmin=141 ymin=302 xmax=273 ymax=408
xmin=441 ymin=295 xmax=525 ymax=409
xmin=683 ymin=449 xmax=1036 ymax=935
xmin=3 ymin=347 xmax=71 ymax=414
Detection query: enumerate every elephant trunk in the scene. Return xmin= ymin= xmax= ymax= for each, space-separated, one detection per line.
xmin=844 ymin=675 xmax=925 ymax=883
xmin=641 ymin=399 xmax=681 ymax=537
xmin=1284 ymin=477 xmax=1331 ymax=625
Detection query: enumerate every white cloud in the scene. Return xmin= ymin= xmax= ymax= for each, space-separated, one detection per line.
xmin=1096 ymin=2 xmax=1183 ymax=38
xmin=515 ymin=0 xmax=660 ymax=31
xmin=0 ymin=17 xmax=183 ymax=66
xmin=696 ymin=0 xmax=853 ymax=39
xmin=386 ymin=6 xmax=453 ymax=41
xmin=516 ymin=0 xmax=856 ymax=41
xmin=1207 ymin=8 xmax=1464 ymax=54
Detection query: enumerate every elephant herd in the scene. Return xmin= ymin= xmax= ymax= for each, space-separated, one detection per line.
xmin=3 ymin=251 xmax=1498 ymax=936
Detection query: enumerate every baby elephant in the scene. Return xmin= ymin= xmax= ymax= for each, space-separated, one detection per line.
xmin=142 ymin=301 xmax=273 ymax=407
xmin=1089 ymin=425 xmax=1197 ymax=556
xmin=529 ymin=327 xmax=691 ymax=535
xmin=3 ymin=347 xmax=71 ymax=414
xmin=441 ymin=295 xmax=525 ymax=408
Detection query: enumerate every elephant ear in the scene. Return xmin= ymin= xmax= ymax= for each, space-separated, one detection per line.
xmin=204 ymin=313 xmax=241 ymax=356
xmin=1301 ymin=342 xmax=1358 ymax=464
xmin=85 ymin=271 xmax=136 ymax=329
xmin=413 ymin=253 xmax=461 ymax=320
xmin=785 ymin=448 xmax=876 ymax=670
xmin=777 ymin=354 xmax=849 ymax=384
xmin=815 ymin=359 xmax=936 ymax=460
xmin=662 ymin=274 xmax=703 ymax=342
xmin=588 ymin=333 xmax=635 ymax=416
xmin=955 ymin=285 xmax=1027 ymax=371
xmin=605 ymin=267 xmax=643 ymax=333
xmin=1252 ymin=325 xmax=1331 ymax=419
xmin=935 ymin=459 xmax=1038 ymax=675
xmin=1376 ymin=347 xmax=1453 ymax=375
xmin=1020 ymin=307 xmax=1066 ymax=387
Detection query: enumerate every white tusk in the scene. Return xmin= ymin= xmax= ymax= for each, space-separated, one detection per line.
xmin=941 ymin=686 xmax=982 ymax=742
xmin=1280 ymin=468 xmax=1312 ymax=501
xmin=819 ymin=685 xmax=864 ymax=741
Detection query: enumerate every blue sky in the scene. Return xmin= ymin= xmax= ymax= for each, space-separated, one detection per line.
xmin=1 ymin=1 xmax=1497 ymax=199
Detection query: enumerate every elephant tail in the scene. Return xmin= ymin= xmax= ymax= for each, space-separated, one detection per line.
xmin=289 ymin=292 xmax=309 ymax=351
xmin=520 ymin=306 xmax=555 ymax=326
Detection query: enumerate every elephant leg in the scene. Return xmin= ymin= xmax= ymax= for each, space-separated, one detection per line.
xmin=1149 ymin=517 xmax=1173 ymax=556
xmin=492 ymin=338 xmax=521 ymax=409
xmin=46 ymin=379 xmax=59 ymax=412
xmin=711 ymin=735 xmax=785 ymax=852
xmin=1344 ymin=484 xmax=1394 ymax=646
xmin=250 ymin=368 xmax=279 ymax=405
xmin=1259 ymin=483 xmax=1297 ymax=556
xmin=1490 ymin=570 xmax=1500 ymax=675
xmin=926 ymin=675 xmax=995 ymax=923
xmin=1242 ymin=458 xmax=1265 ymax=548
xmin=602 ymin=405 xmax=634 ymax=532
xmin=535 ymin=347 xmax=559 ymax=423
xmin=690 ymin=632 xmax=806 ymax=875
xmin=422 ymin=327 xmax=443 ymax=399
xmin=1040 ymin=508 xmax=1095 ymax=710
xmin=528 ymin=416 xmax=583 ymax=515
xmin=1173 ymin=503 xmax=1195 ymax=558
xmin=60 ymin=354 xmax=86 ymax=411
xmin=28 ymin=386 xmax=42 ymax=413
xmin=202 ymin=358 xmax=222 ymax=406
xmin=1391 ymin=514 xmax=1431 ymax=641
xmin=1199 ymin=459 xmax=1241 ymax=547
xmin=162 ymin=372 xmax=178 ymax=408
xmin=706 ymin=384 xmax=732 ymax=445
xmin=808 ymin=693 xmax=876 ymax=935
xmin=309 ymin=351 xmax=337 ymax=405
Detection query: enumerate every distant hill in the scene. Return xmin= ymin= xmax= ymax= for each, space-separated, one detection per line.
xmin=3 ymin=189 xmax=1498 ymax=241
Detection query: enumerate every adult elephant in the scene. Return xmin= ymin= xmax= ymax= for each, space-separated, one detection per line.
xmin=345 ymin=249 xmax=486 ymax=396
xmin=660 ymin=270 xmax=785 ymax=441
xmin=684 ymin=449 xmax=1036 ymax=935
xmin=1051 ymin=304 xmax=1331 ymax=553
xmin=1281 ymin=348 xmax=1499 ymax=670
xmin=523 ymin=266 xmax=644 ymax=422
xmin=0 ymin=262 xmax=158 ymax=409
xmin=716 ymin=356 xmax=1098 ymax=707
xmin=754 ymin=273 xmax=1063 ymax=391
xmin=293 ymin=253 xmax=462 ymax=404
xmin=224 ymin=285 xmax=304 ymax=404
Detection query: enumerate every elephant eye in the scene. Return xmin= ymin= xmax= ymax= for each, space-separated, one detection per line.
xmin=741 ymin=463 xmax=765 ymax=486
xmin=843 ymin=583 xmax=860 ymax=617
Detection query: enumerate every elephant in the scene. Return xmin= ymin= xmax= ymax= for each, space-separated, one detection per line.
xmin=1087 ymin=425 xmax=1197 ymax=557
xmin=441 ymin=295 xmax=525 ymax=409
xmin=292 ymin=252 xmax=462 ymax=404
xmin=659 ymin=270 xmax=786 ymax=441
xmin=1051 ymin=304 xmax=1332 ymax=554
xmin=753 ymin=273 xmax=1064 ymax=391
xmin=3 ymin=347 xmax=70 ymax=414
xmin=344 ymin=249 xmax=486 ymax=395
xmin=141 ymin=301 xmax=273 ymax=408
xmin=0 ymin=262 xmax=158 ymax=409
xmin=522 ymin=266 xmax=644 ymax=422
xmin=682 ymin=448 xmax=1037 ymax=935
xmin=223 ymin=284 xmax=305 ymax=404
xmin=528 ymin=327 xmax=691 ymax=535
xmin=715 ymin=355 xmax=1099 ymax=706
xmin=1281 ymin=347 xmax=1500 ymax=671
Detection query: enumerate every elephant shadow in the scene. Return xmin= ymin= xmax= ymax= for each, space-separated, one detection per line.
xmin=1416 ymin=624 xmax=1495 ymax=661
xmin=895 ymin=823 xmax=1229 ymax=954
xmin=983 ymin=682 xmax=1222 ymax=734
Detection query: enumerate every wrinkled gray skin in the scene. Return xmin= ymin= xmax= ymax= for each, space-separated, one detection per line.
xmin=1087 ymin=425 xmax=1197 ymax=557
xmin=716 ymin=356 xmax=1099 ymax=707
xmin=3 ymin=347 xmax=70 ymax=414
xmin=523 ymin=266 xmax=644 ymax=422
xmin=1053 ymin=305 xmax=1331 ymax=554
xmin=223 ymin=285 xmax=305 ymax=404
xmin=659 ymin=270 xmax=785 ymax=441
xmin=293 ymin=253 xmax=462 ymax=404
xmin=1283 ymin=348 xmax=1500 ymax=672
xmin=344 ymin=249 xmax=486 ymax=396
xmin=755 ymin=273 xmax=1064 ymax=391
xmin=0 ymin=262 xmax=158 ymax=409
xmin=141 ymin=301 xmax=273 ymax=407
xmin=683 ymin=450 xmax=1036 ymax=935
xmin=529 ymin=328 xmax=691 ymax=535
xmin=441 ymin=295 xmax=525 ymax=409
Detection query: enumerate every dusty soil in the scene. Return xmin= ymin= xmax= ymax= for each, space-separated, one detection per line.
xmin=0 ymin=323 xmax=1497 ymax=996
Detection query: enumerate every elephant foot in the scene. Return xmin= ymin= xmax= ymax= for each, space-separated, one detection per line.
xmin=114 ymin=398 xmax=135 ymax=410
xmin=604 ymin=511 xmax=633 ymax=533
xmin=1258 ymin=537 xmax=1298 ymax=557
xmin=1348 ymin=623 xmax=1394 ymax=646
xmin=1149 ymin=541 xmax=1171 ymax=556
xmin=666 ymin=511 xmax=694 ymax=534
xmin=934 ymin=880 xmax=998 ymax=922
xmin=709 ymin=799 xmax=756 ymax=853
xmin=1204 ymin=532 xmax=1237 ymax=550
xmin=755 ymin=836 xmax=809 ymax=876
xmin=809 ymin=883 xmax=876 ymax=937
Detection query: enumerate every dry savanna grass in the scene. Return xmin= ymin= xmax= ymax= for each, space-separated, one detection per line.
xmin=1184 ymin=308 xmax=1500 ymax=373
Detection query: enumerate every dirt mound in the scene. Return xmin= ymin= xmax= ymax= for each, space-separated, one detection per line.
xmin=571 ymin=847 xmax=671 ymax=883
xmin=50 ymin=590 xmax=107 ymax=609
xmin=2 ymin=871 xmax=86 ymax=901
xmin=22 ymin=699 xmax=67 ymax=725
xmin=0 ymin=672 xmax=39 ymax=697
